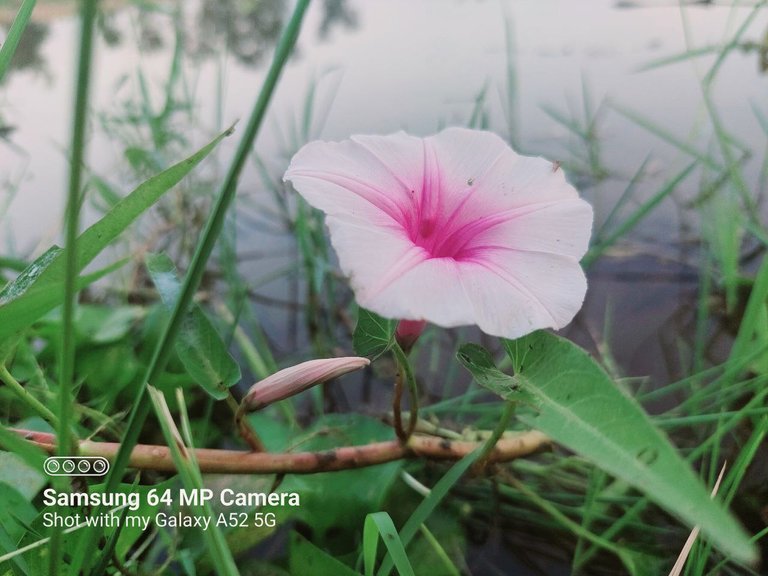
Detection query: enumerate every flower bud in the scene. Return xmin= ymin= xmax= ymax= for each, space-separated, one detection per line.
xmin=395 ymin=319 xmax=426 ymax=353
xmin=241 ymin=356 xmax=370 ymax=412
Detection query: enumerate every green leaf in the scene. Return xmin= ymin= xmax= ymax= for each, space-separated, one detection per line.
xmin=0 ymin=425 xmax=47 ymax=474
xmin=364 ymin=512 xmax=415 ymax=576
xmin=0 ymin=247 xmax=62 ymax=306
xmin=145 ymin=253 xmax=240 ymax=399
xmin=290 ymin=531 xmax=360 ymax=576
xmin=0 ymin=482 xmax=36 ymax=575
xmin=281 ymin=414 xmax=402 ymax=545
xmin=36 ymin=305 xmax=144 ymax=346
xmin=0 ymin=452 xmax=45 ymax=500
xmin=0 ymin=0 xmax=36 ymax=83
xmin=353 ymin=308 xmax=397 ymax=360
xmin=377 ymin=449 xmax=482 ymax=576
xmin=455 ymin=344 xmax=534 ymax=406
xmin=0 ymin=259 xmax=127 ymax=346
xmin=457 ymin=332 xmax=757 ymax=565
xmin=0 ymin=128 xmax=231 ymax=343
xmin=0 ymin=247 xmax=63 ymax=364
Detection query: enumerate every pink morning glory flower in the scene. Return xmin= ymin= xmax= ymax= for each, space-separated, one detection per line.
xmin=284 ymin=127 xmax=593 ymax=340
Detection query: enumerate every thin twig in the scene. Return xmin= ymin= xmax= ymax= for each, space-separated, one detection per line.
xmin=10 ymin=428 xmax=550 ymax=475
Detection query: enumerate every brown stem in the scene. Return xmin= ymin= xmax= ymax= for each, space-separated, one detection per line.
xmin=232 ymin=401 xmax=265 ymax=452
xmin=10 ymin=428 xmax=550 ymax=475
xmin=392 ymin=368 xmax=407 ymax=442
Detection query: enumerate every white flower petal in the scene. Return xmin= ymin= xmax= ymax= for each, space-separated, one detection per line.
xmin=324 ymin=214 xmax=426 ymax=304
xmin=467 ymin=198 xmax=594 ymax=260
xmin=284 ymin=132 xmax=423 ymax=227
xmin=469 ymin=250 xmax=588 ymax=333
xmin=364 ymin=258 xmax=477 ymax=327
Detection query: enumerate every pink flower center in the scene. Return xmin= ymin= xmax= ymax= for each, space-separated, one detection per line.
xmin=410 ymin=214 xmax=468 ymax=259
xmin=390 ymin=145 xmax=508 ymax=262
xmin=402 ymin=189 xmax=503 ymax=262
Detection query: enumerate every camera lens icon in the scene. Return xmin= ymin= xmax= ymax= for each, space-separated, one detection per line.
xmin=44 ymin=457 xmax=110 ymax=477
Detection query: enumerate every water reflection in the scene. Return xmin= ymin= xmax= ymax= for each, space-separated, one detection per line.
xmin=318 ymin=0 xmax=357 ymax=40
xmin=193 ymin=0 xmax=357 ymax=64
xmin=1 ymin=0 xmax=358 ymax=80
xmin=195 ymin=0 xmax=286 ymax=65
xmin=0 ymin=20 xmax=49 ymax=81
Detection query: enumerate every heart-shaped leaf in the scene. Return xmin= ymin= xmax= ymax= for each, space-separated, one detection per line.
xmin=353 ymin=308 xmax=397 ymax=360
xmin=457 ymin=332 xmax=756 ymax=566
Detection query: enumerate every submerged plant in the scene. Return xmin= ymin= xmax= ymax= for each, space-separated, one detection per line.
xmin=284 ymin=127 xmax=593 ymax=339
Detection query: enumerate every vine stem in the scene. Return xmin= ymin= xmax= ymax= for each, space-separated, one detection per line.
xmin=391 ymin=342 xmax=418 ymax=441
xmin=474 ymin=400 xmax=516 ymax=472
xmin=232 ymin=399 xmax=265 ymax=452
xmin=10 ymin=428 xmax=550 ymax=475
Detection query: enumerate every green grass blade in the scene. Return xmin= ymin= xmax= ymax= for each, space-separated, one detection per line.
xmin=365 ymin=512 xmax=415 ymax=576
xmin=290 ymin=532 xmax=360 ymax=576
xmin=584 ymin=162 xmax=697 ymax=266
xmin=703 ymin=1 xmax=765 ymax=86
xmin=59 ymin=0 xmax=97 ymax=452
xmin=53 ymin=3 xmax=99 ymax=572
xmin=147 ymin=387 xmax=239 ymax=575
xmin=0 ymin=131 xmax=230 ymax=343
xmin=611 ymin=104 xmax=722 ymax=170
xmin=578 ymin=377 xmax=768 ymax=569
xmin=501 ymin=477 xmax=655 ymax=575
xmin=502 ymin=9 xmax=519 ymax=147
xmin=376 ymin=449 xmax=482 ymax=576
xmin=729 ymin=256 xmax=768 ymax=376
xmin=0 ymin=247 xmax=61 ymax=305
xmin=0 ymin=247 xmax=63 ymax=362
xmin=744 ymin=217 xmax=768 ymax=247
xmin=0 ymin=0 xmax=36 ymax=83
xmin=417 ymin=524 xmax=461 ymax=576
xmin=722 ymin=416 xmax=768 ymax=507
xmin=0 ymin=258 xmax=126 ymax=353
xmin=635 ymin=44 xmax=720 ymax=73
xmin=0 ymin=256 xmax=28 ymax=273
xmin=457 ymin=335 xmax=757 ymax=565
xmin=593 ymin=156 xmax=650 ymax=246
xmin=0 ymin=425 xmax=47 ymax=472
xmin=541 ymin=103 xmax=589 ymax=140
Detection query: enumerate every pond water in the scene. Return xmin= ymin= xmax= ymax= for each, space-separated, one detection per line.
xmin=2 ymin=0 xmax=766 ymax=385
xmin=1 ymin=1 xmax=767 ymax=572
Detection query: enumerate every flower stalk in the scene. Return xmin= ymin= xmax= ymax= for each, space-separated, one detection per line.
xmin=391 ymin=343 xmax=419 ymax=442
